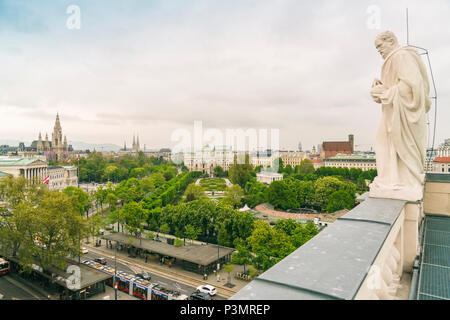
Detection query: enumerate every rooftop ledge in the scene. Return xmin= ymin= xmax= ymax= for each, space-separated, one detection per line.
xmin=231 ymin=173 xmax=450 ymax=300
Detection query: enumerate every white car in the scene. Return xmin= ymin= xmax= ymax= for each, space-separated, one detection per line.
xmin=196 ymin=285 xmax=217 ymax=296
xmin=82 ymin=247 xmax=89 ymax=254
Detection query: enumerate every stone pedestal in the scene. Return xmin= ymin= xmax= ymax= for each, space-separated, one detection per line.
xmin=403 ymin=202 xmax=423 ymax=272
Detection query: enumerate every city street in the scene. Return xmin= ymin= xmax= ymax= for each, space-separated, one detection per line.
xmin=84 ymin=249 xmax=227 ymax=300
xmin=0 ymin=274 xmax=49 ymax=300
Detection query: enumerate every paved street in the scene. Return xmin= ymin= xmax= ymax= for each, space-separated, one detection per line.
xmin=85 ymin=247 xmax=227 ymax=300
xmin=0 ymin=274 xmax=49 ymax=300
xmin=84 ymin=250 xmax=199 ymax=297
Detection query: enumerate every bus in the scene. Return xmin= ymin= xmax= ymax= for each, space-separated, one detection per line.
xmin=0 ymin=258 xmax=10 ymax=276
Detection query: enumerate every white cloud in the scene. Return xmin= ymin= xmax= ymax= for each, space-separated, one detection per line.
xmin=0 ymin=0 xmax=449 ymax=151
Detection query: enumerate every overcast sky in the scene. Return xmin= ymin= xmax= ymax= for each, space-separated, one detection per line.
xmin=1 ymin=0 xmax=449 ymax=151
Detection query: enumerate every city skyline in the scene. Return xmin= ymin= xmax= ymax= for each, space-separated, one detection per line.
xmin=1 ymin=0 xmax=449 ymax=151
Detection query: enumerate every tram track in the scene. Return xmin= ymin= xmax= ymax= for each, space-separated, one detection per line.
xmin=87 ymin=245 xmax=237 ymax=299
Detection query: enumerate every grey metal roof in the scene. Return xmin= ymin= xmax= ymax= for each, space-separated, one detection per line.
xmin=231 ymin=197 xmax=406 ymax=300
xmin=418 ymin=215 xmax=450 ymax=300
xmin=103 ymin=232 xmax=234 ymax=266
xmin=5 ymin=256 xmax=111 ymax=291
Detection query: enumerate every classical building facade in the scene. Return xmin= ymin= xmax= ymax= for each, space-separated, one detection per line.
xmin=430 ymin=157 xmax=450 ymax=174
xmin=0 ymin=156 xmax=48 ymax=182
xmin=48 ymin=165 xmax=78 ymax=190
xmin=256 ymin=171 xmax=283 ymax=185
xmin=280 ymin=151 xmax=307 ymax=168
xmin=323 ymin=154 xmax=377 ymax=171
xmin=183 ymin=145 xmax=234 ymax=175
xmin=250 ymin=155 xmax=276 ymax=168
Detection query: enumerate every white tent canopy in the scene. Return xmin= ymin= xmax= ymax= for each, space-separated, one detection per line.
xmin=239 ymin=204 xmax=251 ymax=212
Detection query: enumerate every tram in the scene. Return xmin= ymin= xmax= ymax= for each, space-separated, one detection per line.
xmin=0 ymin=258 xmax=10 ymax=276
xmin=82 ymin=259 xmax=188 ymax=300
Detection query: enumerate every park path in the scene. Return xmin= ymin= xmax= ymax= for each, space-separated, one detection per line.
xmin=254 ymin=203 xmax=324 ymax=221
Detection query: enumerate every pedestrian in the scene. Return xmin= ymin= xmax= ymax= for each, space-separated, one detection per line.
xmin=145 ymin=255 xmax=148 ymax=263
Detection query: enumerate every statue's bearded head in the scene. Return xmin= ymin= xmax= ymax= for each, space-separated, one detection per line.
xmin=375 ymin=31 xmax=399 ymax=60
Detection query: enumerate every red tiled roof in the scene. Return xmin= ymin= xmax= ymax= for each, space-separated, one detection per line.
xmin=434 ymin=157 xmax=450 ymax=163
xmin=322 ymin=141 xmax=352 ymax=152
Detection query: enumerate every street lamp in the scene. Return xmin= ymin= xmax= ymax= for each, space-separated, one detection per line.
xmin=217 ymin=244 xmax=220 ymax=271
xmin=113 ymin=241 xmax=118 ymax=301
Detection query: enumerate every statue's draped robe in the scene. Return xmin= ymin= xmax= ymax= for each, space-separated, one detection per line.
xmin=369 ymin=46 xmax=431 ymax=201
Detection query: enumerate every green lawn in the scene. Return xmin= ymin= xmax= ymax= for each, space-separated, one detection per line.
xmin=199 ymin=178 xmax=227 ymax=191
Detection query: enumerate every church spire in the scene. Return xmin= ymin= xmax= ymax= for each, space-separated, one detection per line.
xmin=136 ymin=133 xmax=140 ymax=151
xmin=44 ymin=133 xmax=50 ymax=151
xmin=54 ymin=113 xmax=61 ymax=130
xmin=64 ymin=135 xmax=68 ymax=151
xmin=37 ymin=132 xmax=43 ymax=153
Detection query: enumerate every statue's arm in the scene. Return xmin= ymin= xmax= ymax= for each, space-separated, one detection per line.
xmin=379 ymin=52 xmax=422 ymax=108
xmin=370 ymin=82 xmax=386 ymax=104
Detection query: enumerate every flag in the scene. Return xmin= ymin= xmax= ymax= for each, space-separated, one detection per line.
xmin=43 ymin=176 xmax=50 ymax=184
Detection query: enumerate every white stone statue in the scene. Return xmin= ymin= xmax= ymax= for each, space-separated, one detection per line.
xmin=369 ymin=31 xmax=431 ymax=202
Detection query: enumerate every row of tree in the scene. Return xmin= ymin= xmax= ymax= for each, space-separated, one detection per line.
xmin=78 ymin=151 xmax=176 ymax=183
xmin=118 ymin=197 xmax=319 ymax=272
xmin=0 ymin=176 xmax=99 ymax=272
xmin=216 ymin=156 xmax=378 ymax=213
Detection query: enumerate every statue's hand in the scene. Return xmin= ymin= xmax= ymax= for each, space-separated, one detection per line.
xmin=370 ymin=84 xmax=386 ymax=104
xmin=372 ymin=78 xmax=383 ymax=87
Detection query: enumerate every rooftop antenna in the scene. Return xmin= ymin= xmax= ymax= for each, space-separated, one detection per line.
xmin=406 ymin=8 xmax=438 ymax=172
xmin=406 ymin=8 xmax=409 ymax=45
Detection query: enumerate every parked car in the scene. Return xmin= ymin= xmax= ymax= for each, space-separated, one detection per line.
xmin=82 ymin=247 xmax=89 ymax=254
xmin=94 ymin=257 xmax=107 ymax=265
xmin=196 ymin=285 xmax=217 ymax=296
xmin=135 ymin=272 xmax=151 ymax=281
xmin=190 ymin=292 xmax=212 ymax=300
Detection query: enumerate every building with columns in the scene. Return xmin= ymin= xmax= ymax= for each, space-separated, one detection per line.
xmin=280 ymin=151 xmax=307 ymax=168
xmin=0 ymin=156 xmax=48 ymax=182
xmin=250 ymin=155 xmax=276 ymax=168
xmin=323 ymin=154 xmax=376 ymax=171
xmin=430 ymin=157 xmax=450 ymax=174
xmin=256 ymin=171 xmax=283 ymax=185
xmin=48 ymin=165 xmax=78 ymax=190
xmin=183 ymin=145 xmax=234 ymax=175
